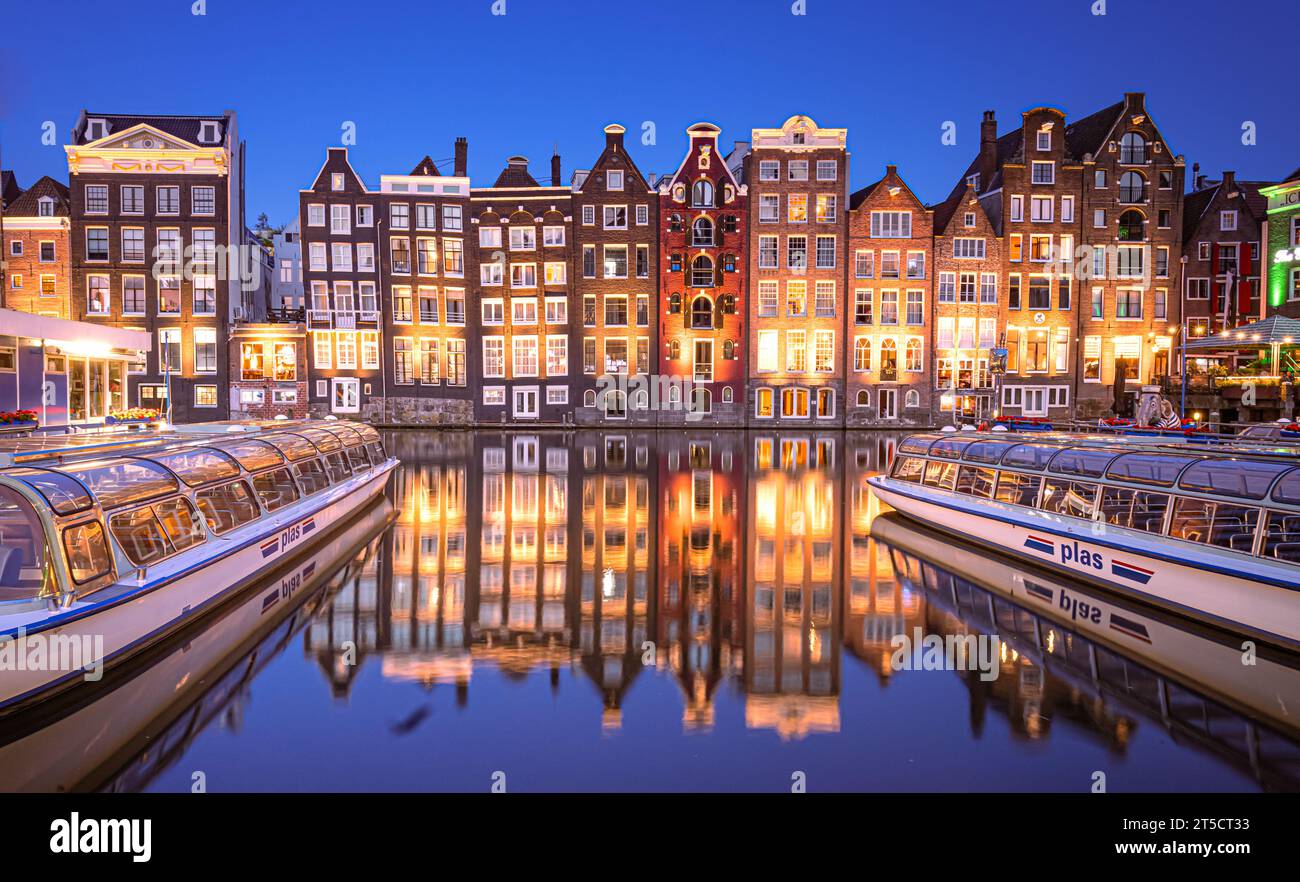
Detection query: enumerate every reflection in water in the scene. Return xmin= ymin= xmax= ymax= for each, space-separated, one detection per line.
xmin=5 ymin=430 xmax=1299 ymax=792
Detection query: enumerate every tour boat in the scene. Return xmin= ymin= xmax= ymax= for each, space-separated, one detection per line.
xmin=0 ymin=419 xmax=398 ymax=714
xmin=867 ymin=432 xmax=1300 ymax=650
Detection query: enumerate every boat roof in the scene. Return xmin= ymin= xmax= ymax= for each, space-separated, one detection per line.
xmin=901 ymin=431 xmax=1300 ymax=464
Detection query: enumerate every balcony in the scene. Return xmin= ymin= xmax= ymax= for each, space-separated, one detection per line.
xmin=334 ymin=311 xmax=357 ymax=330
xmin=267 ymin=306 xmax=306 ymax=323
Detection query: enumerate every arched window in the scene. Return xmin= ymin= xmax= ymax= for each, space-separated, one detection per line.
xmin=880 ymin=338 xmax=898 ymax=374
xmin=690 ymin=255 xmax=714 ymax=288
xmin=720 ymin=294 xmax=736 ymax=314
xmin=603 ymin=390 xmax=627 ymax=418
xmin=906 ymin=338 xmax=923 ymax=372
xmin=691 ymin=216 xmax=714 ymax=246
xmin=905 ymin=389 xmax=920 ymax=408
xmin=1117 ymin=209 xmax=1145 ymax=241
xmin=690 ymin=387 xmax=712 ymax=414
xmin=721 ymin=386 xmax=733 ymax=403
xmin=690 ymin=296 xmax=713 ymax=329
xmin=723 ymin=339 xmax=735 ymax=360
xmin=856 ymin=390 xmax=871 ymax=407
xmin=669 ymin=292 xmax=682 ymax=314
xmin=1119 ymin=132 xmax=1147 ymax=164
xmin=583 ymin=390 xmax=597 ymax=407
xmin=631 ymin=389 xmax=648 ymax=410
xmin=1118 ymin=171 xmax=1145 ymax=204
xmin=854 ymin=337 xmax=872 ymax=371
xmin=668 ymin=339 xmax=681 ymax=360
xmin=692 ymin=179 xmax=714 ymax=208
xmin=668 ymin=385 xmax=681 ymax=405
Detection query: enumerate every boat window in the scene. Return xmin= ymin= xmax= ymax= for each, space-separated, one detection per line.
xmin=143 ymin=448 xmax=240 ymax=487
xmin=7 ymin=468 xmax=93 ymax=515
xmin=323 ymin=424 xmax=366 ymax=448
xmin=323 ymin=451 xmax=352 ymax=483
xmin=64 ymin=460 xmax=178 ymax=510
xmin=892 ymin=456 xmax=925 ymax=483
xmin=109 ymin=506 xmax=172 ymax=566
xmin=1262 ymin=512 xmax=1300 ymax=563
xmin=1001 ymin=444 xmax=1058 ymax=470
xmin=1106 ymin=453 xmax=1199 ymax=488
xmin=154 ymin=498 xmax=206 ymax=553
xmin=1048 ymin=448 xmax=1118 ymax=479
xmin=195 ymin=480 xmax=261 ymax=535
xmin=347 ymin=444 xmax=371 ymax=472
xmin=353 ymin=424 xmax=381 ymax=444
xmin=368 ymin=441 xmax=386 ymax=464
xmin=1169 ymin=498 xmax=1260 ymax=552
xmin=1272 ymin=469 xmax=1300 ymax=506
xmin=0 ymin=486 xmax=52 ymax=601
xmin=995 ymin=472 xmax=1041 ymax=507
xmin=923 ymin=460 xmax=958 ymax=490
xmin=961 ymin=441 xmax=1015 ymax=464
xmin=253 ymin=468 xmax=300 ymax=512
xmin=293 ymin=460 xmax=331 ymax=496
xmin=954 ymin=466 xmax=997 ymax=499
xmin=1098 ymin=487 xmax=1169 ymax=533
xmin=898 ymin=436 xmax=936 ymax=455
xmin=1179 ymin=459 xmax=1291 ymax=500
xmin=298 ymin=427 xmax=343 ymax=454
xmin=929 ymin=439 xmax=972 ymax=460
xmin=211 ymin=439 xmax=285 ymax=473
xmin=260 ymin=433 xmax=318 ymax=462
xmin=1040 ymin=480 xmax=1098 ymax=519
xmin=62 ymin=520 xmax=113 ymax=584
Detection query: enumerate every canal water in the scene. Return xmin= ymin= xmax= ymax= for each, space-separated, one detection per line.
xmin=4 ymin=429 xmax=1298 ymax=792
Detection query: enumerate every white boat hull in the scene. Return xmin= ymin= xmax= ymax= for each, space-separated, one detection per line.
xmin=867 ymin=475 xmax=1300 ymax=650
xmin=0 ymin=460 xmax=396 ymax=711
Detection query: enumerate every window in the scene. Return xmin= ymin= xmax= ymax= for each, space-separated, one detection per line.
xmin=952 ymin=238 xmax=985 ymax=259
xmin=85 ymin=185 xmax=108 ymax=214
xmin=635 ymin=204 xmax=649 ymax=225
xmin=120 ymin=185 xmax=144 ymax=214
xmin=195 ymin=481 xmax=261 ymax=536
xmin=123 ymin=276 xmax=146 ymax=315
xmin=87 ymin=275 xmax=110 ymax=314
xmin=788 ymin=160 xmax=809 ymax=181
xmin=853 ymin=337 xmax=871 ymax=372
xmin=603 ymin=205 xmax=627 ymax=230
xmin=356 ymin=205 xmax=373 ymax=227
xmin=690 ymin=295 xmax=713 ymax=330
xmin=786 ymin=280 xmax=807 ymax=317
xmin=513 ymin=337 xmax=539 ymax=376
xmin=1036 ymin=128 xmax=1051 ymax=151
xmin=758 ymin=236 xmax=778 ymax=269
xmin=192 ymin=186 xmax=215 ymax=216
xmin=1031 ymin=161 xmax=1054 ymax=184
xmin=855 ymin=250 xmax=874 ymax=278
xmin=1028 ymin=276 xmax=1050 ymax=310
xmin=511 ymin=263 xmax=537 ymax=288
xmin=416 ymin=204 xmax=438 ymax=230
xmin=1117 ymin=210 xmax=1145 ymax=241
xmin=870 ymin=211 xmax=911 ymax=238
xmin=1117 ymin=288 xmax=1143 ymax=318
xmin=816 ymin=160 xmax=837 ymax=181
xmin=483 ymin=338 xmax=505 ymax=377
xmin=814 ymin=281 xmax=836 ymax=317
xmin=906 ymin=251 xmax=925 ymax=279
xmin=690 ymin=255 xmax=714 ymax=288
xmin=1118 ymin=171 xmax=1145 ymax=203
xmin=390 ymin=203 xmax=410 ymax=230
xmin=905 ymin=290 xmax=924 ymax=325
xmin=390 ymin=238 xmax=411 ymax=274
xmin=854 ymin=289 xmax=873 ymax=325
xmin=788 ymin=194 xmax=808 ymax=223
xmin=1220 ymin=210 xmax=1238 ymax=232
xmin=1119 ymin=132 xmax=1147 ymax=164
xmin=880 ymin=289 xmax=898 ymax=325
xmin=788 ymin=236 xmax=808 ymax=269
xmin=691 ymin=179 xmax=714 ymax=208
xmin=816 ymin=194 xmax=837 ymax=223
xmin=158 ymin=328 xmax=182 ymax=372
xmin=692 ymin=216 xmax=714 ymax=246
xmin=816 ymin=236 xmax=837 ymax=269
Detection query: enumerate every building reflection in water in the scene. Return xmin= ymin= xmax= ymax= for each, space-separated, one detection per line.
xmin=294 ymin=429 xmax=1300 ymax=786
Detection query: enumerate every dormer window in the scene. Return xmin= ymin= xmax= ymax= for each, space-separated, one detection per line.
xmin=607 ymin=170 xmax=624 ymax=191
xmin=1036 ymin=128 xmax=1051 ymax=151
xmin=199 ymin=121 xmax=220 ymax=144
xmin=331 ymin=173 xmax=345 ymax=191
xmin=964 ymin=212 xmax=975 ymax=228
xmin=793 ymin=132 xmax=806 ymax=144
xmin=37 ymin=197 xmax=54 ymax=217
xmin=86 ymin=118 xmax=108 ymax=141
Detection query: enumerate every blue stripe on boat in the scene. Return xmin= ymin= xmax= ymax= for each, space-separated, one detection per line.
xmin=1024 ymin=535 xmax=1055 ymax=555
xmin=302 ymin=518 xmax=316 ymax=535
xmin=260 ymin=539 xmax=280 ymax=559
xmin=1112 ymin=560 xmax=1154 ymax=585
xmin=1109 ymin=614 xmax=1151 ymax=643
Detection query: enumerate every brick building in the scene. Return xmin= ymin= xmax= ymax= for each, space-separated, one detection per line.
xmin=229 ymin=318 xmax=309 ymax=419
xmin=657 ymin=123 xmax=748 ymax=426
xmin=1181 ymin=170 xmax=1270 ymax=370
xmin=65 ymin=110 xmax=244 ymax=422
xmin=2 ymin=176 xmax=72 ymax=320
xmin=747 ymin=115 xmax=848 ymax=426
xmin=571 ymin=124 xmax=659 ymax=425
xmin=930 ymin=182 xmax=1003 ymax=422
xmin=470 ymin=153 xmax=573 ymax=423
xmin=1074 ymin=93 xmax=1185 ymax=417
xmin=1259 ymin=167 xmax=1300 ymax=321
xmin=846 ymin=165 xmax=933 ymax=427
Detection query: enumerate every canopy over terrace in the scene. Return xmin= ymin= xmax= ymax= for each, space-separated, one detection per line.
xmin=1184 ymin=315 xmax=1300 ymax=354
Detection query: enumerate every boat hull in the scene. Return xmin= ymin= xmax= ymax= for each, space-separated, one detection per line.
xmin=867 ymin=475 xmax=1300 ymax=651
xmin=0 ymin=460 xmax=396 ymax=713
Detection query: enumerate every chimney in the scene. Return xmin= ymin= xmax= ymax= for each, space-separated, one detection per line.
xmin=454 ymin=137 xmax=467 ymax=177
xmin=604 ymin=124 xmax=625 ymax=151
xmin=978 ymin=110 xmax=997 ymax=192
xmin=1124 ymin=91 xmax=1146 ymax=112
xmin=885 ymin=164 xmax=898 ymax=177
xmin=551 ymin=151 xmax=561 ymax=187
xmin=1222 ymin=170 xmax=1236 ymax=191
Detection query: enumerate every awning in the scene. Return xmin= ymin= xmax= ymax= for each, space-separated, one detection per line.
xmin=1183 ymin=315 xmax=1300 ymax=350
xmin=0 ymin=308 xmax=151 ymax=357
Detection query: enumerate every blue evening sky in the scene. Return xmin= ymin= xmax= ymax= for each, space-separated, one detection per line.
xmin=2 ymin=0 xmax=1294 ymax=226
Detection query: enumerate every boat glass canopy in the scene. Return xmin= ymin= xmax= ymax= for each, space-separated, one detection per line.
xmin=260 ymin=433 xmax=319 ymax=462
xmin=1001 ymin=444 xmax=1059 ymax=470
xmin=1105 ymin=453 xmax=1200 ymax=487
xmin=63 ymin=460 xmax=178 ymax=510
xmin=210 ymin=439 xmax=285 ymax=473
xmin=1178 ymin=459 xmax=1292 ymax=500
xmin=296 ymin=427 xmax=343 ymax=453
xmin=140 ymin=448 xmax=240 ymax=488
xmin=5 ymin=468 xmax=94 ymax=515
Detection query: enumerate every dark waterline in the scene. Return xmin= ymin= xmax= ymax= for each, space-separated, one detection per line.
xmin=9 ymin=429 xmax=1300 ymax=793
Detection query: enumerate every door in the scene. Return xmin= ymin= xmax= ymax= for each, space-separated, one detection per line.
xmin=331 ymin=378 xmax=360 ymax=413
xmin=1023 ymin=387 xmax=1047 ymax=417
xmin=878 ymin=388 xmax=897 ymax=419
xmin=513 ymin=386 xmax=539 ymax=419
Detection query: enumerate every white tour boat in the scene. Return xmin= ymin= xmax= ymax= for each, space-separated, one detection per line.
xmin=868 ymin=432 xmax=1300 ymax=650
xmin=0 ymin=419 xmax=397 ymax=713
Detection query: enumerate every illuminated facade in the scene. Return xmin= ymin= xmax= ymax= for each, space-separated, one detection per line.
xmin=658 ymin=124 xmax=749 ymax=426
xmin=1261 ymin=167 xmax=1300 ymax=321
xmin=747 ymin=116 xmax=849 ymax=426
xmin=65 ymin=110 xmax=243 ymax=422
xmin=2 ymin=175 xmax=73 ymax=320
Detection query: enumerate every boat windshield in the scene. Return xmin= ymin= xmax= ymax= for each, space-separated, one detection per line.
xmin=63 ymin=459 xmax=179 ymax=510
xmin=140 ymin=448 xmax=240 ymax=487
xmin=1178 ymin=458 xmax=1292 ymax=500
xmin=210 ymin=439 xmax=285 ymax=472
xmin=260 ymin=433 xmax=318 ymax=462
xmin=5 ymin=468 xmax=93 ymax=515
xmin=0 ymin=486 xmax=53 ymax=602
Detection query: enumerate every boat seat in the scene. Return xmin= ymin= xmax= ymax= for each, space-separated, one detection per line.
xmin=1227 ymin=532 xmax=1256 ymax=552
xmin=0 ymin=546 xmax=22 ymax=587
xmin=1272 ymin=542 xmax=1300 ymax=563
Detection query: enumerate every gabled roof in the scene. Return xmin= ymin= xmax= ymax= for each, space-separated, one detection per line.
xmin=4 ymin=176 xmax=70 ymax=217
xmin=1063 ymin=101 xmax=1124 ymax=160
xmin=1281 ymin=165 xmax=1300 ymax=185
xmin=850 ymin=166 xmax=925 ymax=212
xmin=662 ymin=123 xmax=744 ymax=194
xmin=1182 ymin=178 xmax=1272 ymax=243
xmin=74 ymin=111 xmax=234 ymax=147
xmin=573 ymin=125 xmax=652 ymax=194
xmin=492 ymin=156 xmax=541 ymax=188
xmin=409 ymin=156 xmax=441 ymax=177
xmin=0 ymin=170 xmax=20 ymax=209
